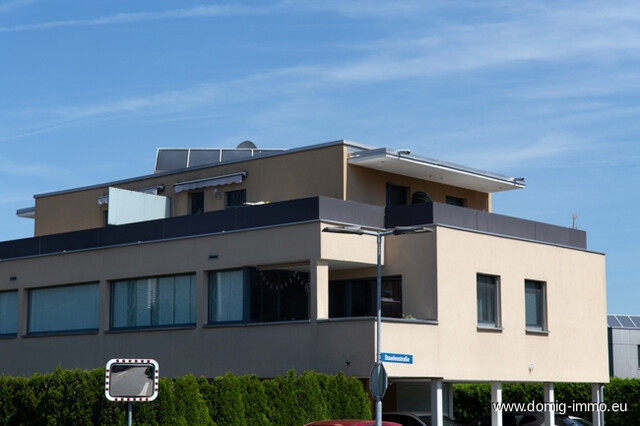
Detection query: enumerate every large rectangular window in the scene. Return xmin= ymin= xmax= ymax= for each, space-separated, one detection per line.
xmin=208 ymin=267 xmax=309 ymax=324
xmin=525 ymin=279 xmax=547 ymax=331
xmin=0 ymin=291 xmax=18 ymax=336
xmin=28 ymin=283 xmax=99 ymax=334
xmin=329 ymin=276 xmax=402 ymax=318
xmin=111 ymin=274 xmax=196 ymax=329
xmin=477 ymin=274 xmax=500 ymax=327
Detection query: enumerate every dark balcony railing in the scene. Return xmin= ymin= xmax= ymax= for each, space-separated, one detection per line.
xmin=385 ymin=202 xmax=587 ymax=249
xmin=0 ymin=197 xmax=384 ymax=260
xmin=0 ymin=197 xmax=586 ymax=261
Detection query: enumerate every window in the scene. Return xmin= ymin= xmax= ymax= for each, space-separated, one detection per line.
xmin=477 ymin=274 xmax=500 ymax=327
xmin=226 ymin=189 xmax=246 ymax=208
xmin=190 ymin=191 xmax=204 ymax=214
xmin=386 ymin=183 xmax=408 ymax=207
xmin=446 ymin=195 xmax=466 ymax=207
xmin=637 ymin=345 xmax=640 ymax=370
xmin=0 ymin=291 xmax=18 ymax=336
xmin=208 ymin=267 xmax=309 ymax=324
xmin=111 ymin=274 xmax=196 ymax=329
xmin=329 ymin=276 xmax=402 ymax=318
xmin=209 ymin=270 xmax=246 ymax=322
xmin=525 ymin=279 xmax=547 ymax=331
xmin=28 ymin=283 xmax=99 ymax=334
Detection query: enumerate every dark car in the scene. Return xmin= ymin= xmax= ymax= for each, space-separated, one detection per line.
xmin=383 ymin=411 xmax=461 ymax=426
xmin=466 ymin=411 xmax=581 ymax=426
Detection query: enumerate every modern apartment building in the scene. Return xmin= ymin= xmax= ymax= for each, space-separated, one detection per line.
xmin=0 ymin=140 xmax=608 ymax=425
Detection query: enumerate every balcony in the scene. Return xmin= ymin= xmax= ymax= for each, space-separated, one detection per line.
xmin=0 ymin=197 xmax=587 ymax=261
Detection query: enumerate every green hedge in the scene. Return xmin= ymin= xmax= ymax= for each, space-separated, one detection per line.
xmin=0 ymin=368 xmax=370 ymax=426
xmin=453 ymin=379 xmax=638 ymax=426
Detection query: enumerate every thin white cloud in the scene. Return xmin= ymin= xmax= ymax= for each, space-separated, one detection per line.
xmin=0 ymin=4 xmax=262 ymax=32
xmin=0 ymin=0 xmax=34 ymax=14
xmin=442 ymin=134 xmax=585 ymax=171
xmin=3 ymin=1 xmax=640 ymax=142
xmin=0 ymin=156 xmax=72 ymax=180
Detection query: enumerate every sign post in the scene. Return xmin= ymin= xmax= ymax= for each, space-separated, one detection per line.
xmin=369 ymin=362 xmax=388 ymax=400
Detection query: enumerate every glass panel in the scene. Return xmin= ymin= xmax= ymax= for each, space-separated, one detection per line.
xmin=618 ymin=315 xmax=635 ymax=328
xmin=111 ymin=274 xmax=195 ymax=329
xmin=525 ymin=280 xmax=543 ymax=329
xmin=630 ymin=316 xmax=640 ymax=328
xmin=155 ymin=149 xmax=188 ymax=171
xmin=607 ymin=315 xmax=622 ymax=328
xmin=0 ymin=291 xmax=18 ymax=335
xmin=29 ymin=283 xmax=99 ymax=333
xmin=386 ymin=183 xmax=408 ymax=207
xmin=250 ymin=269 xmax=309 ymax=322
xmin=226 ymin=189 xmax=246 ymax=207
xmin=191 ymin=191 xmax=204 ymax=214
xmin=329 ymin=276 xmax=402 ymax=319
xmin=188 ymin=149 xmax=221 ymax=167
xmin=210 ymin=270 xmax=244 ymax=322
xmin=477 ymin=274 xmax=497 ymax=325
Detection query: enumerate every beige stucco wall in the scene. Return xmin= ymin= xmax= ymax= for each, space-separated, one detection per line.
xmin=1 ymin=217 xmax=607 ymax=384
xmin=377 ymin=226 xmax=608 ymax=383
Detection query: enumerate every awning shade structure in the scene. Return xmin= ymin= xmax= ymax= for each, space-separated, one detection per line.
xmin=173 ymin=171 xmax=246 ymax=193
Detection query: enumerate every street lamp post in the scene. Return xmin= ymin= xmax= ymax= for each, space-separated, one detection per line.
xmin=322 ymin=224 xmax=433 ymax=426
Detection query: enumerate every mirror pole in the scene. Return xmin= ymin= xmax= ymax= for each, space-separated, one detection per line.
xmin=127 ymin=401 xmax=132 ymax=426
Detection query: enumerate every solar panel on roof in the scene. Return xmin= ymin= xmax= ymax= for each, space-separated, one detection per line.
xmin=618 ymin=315 xmax=635 ymax=328
xmin=630 ymin=316 xmax=640 ymax=328
xmin=188 ymin=149 xmax=221 ymax=167
xmin=608 ymin=315 xmax=622 ymax=328
xmin=156 ymin=149 xmax=189 ymax=172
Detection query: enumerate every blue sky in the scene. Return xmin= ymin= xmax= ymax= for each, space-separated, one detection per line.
xmin=1 ymin=1 xmax=639 ymax=314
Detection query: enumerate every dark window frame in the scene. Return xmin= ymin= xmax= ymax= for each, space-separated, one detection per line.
xmin=190 ymin=191 xmax=204 ymax=214
xmin=208 ymin=267 xmax=310 ymax=324
xmin=225 ymin=189 xmax=247 ymax=208
xmin=386 ymin=183 xmax=409 ymax=207
xmin=110 ymin=273 xmax=197 ymax=330
xmin=477 ymin=273 xmax=500 ymax=328
xmin=329 ymin=275 xmax=403 ymax=319
xmin=445 ymin=195 xmax=466 ymax=207
xmin=525 ymin=279 xmax=547 ymax=331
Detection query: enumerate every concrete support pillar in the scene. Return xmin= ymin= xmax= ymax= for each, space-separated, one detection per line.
xmin=431 ymin=379 xmax=444 ymax=426
xmin=543 ymin=382 xmax=554 ymax=426
xmin=310 ymin=259 xmax=329 ymax=320
xmin=491 ymin=382 xmax=503 ymax=426
xmin=591 ymin=383 xmax=605 ymax=426
xmin=445 ymin=382 xmax=454 ymax=419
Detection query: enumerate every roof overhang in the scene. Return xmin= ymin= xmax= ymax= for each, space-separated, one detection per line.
xmin=348 ymin=148 xmax=525 ymax=193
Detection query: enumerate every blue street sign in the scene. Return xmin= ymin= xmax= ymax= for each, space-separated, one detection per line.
xmin=381 ymin=352 xmax=413 ymax=364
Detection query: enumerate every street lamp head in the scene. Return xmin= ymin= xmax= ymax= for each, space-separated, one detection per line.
xmin=392 ymin=225 xmax=433 ymax=235
xmin=322 ymin=225 xmax=365 ymax=235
